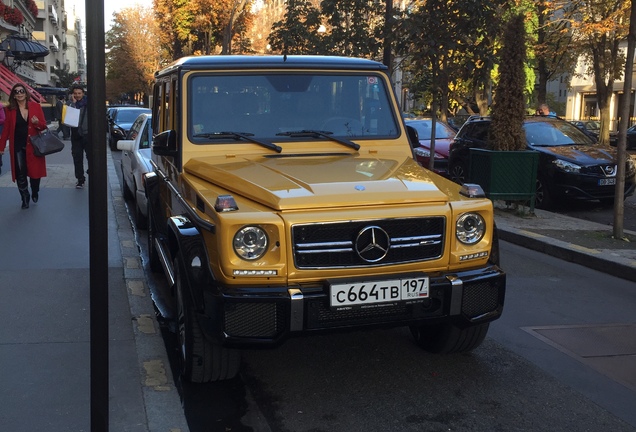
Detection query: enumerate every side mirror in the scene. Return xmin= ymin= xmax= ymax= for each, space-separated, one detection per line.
xmin=152 ymin=130 xmax=178 ymax=157
xmin=117 ymin=139 xmax=134 ymax=152
xmin=406 ymin=125 xmax=419 ymax=149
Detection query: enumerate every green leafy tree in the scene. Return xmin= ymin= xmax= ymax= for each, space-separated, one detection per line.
xmin=396 ymin=0 xmax=506 ymax=118
xmin=570 ymin=0 xmax=630 ymax=145
xmin=52 ymin=68 xmax=81 ymax=89
xmin=531 ymin=1 xmax=579 ymax=107
xmin=268 ymin=0 xmax=322 ymax=54
xmin=319 ymin=0 xmax=384 ymax=58
xmin=490 ymin=14 xmax=527 ymax=151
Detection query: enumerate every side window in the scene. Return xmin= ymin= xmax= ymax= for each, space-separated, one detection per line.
xmin=163 ymin=80 xmax=171 ymax=132
xmin=127 ymin=116 xmax=144 ymax=140
xmin=153 ymin=83 xmax=163 ymax=134
xmin=139 ymin=122 xmax=151 ymax=149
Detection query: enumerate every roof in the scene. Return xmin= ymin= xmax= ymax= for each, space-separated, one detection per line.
xmin=156 ymin=55 xmax=388 ymax=77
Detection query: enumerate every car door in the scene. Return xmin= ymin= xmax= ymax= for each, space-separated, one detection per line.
xmin=121 ymin=116 xmax=146 ymax=192
xmin=131 ymin=119 xmax=152 ymax=194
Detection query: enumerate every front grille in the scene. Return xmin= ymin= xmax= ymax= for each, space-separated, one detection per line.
xmin=306 ymin=296 xmax=443 ymax=329
xmin=224 ymin=302 xmax=286 ymax=338
xmin=461 ymin=281 xmax=500 ymax=319
xmin=585 ymin=164 xmax=617 ymax=177
xmin=292 ymin=217 xmax=445 ymax=269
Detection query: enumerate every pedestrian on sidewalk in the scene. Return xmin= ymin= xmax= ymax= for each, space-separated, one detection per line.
xmin=68 ymin=84 xmax=90 ymax=189
xmin=0 ymin=83 xmax=47 ymax=208
xmin=536 ymin=103 xmax=556 ymax=118
xmin=55 ymin=94 xmax=70 ymax=139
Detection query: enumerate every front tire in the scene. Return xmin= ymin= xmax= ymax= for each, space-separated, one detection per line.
xmin=174 ymin=254 xmax=240 ymax=383
xmin=410 ymin=322 xmax=490 ymax=354
xmin=534 ymin=176 xmax=552 ymax=209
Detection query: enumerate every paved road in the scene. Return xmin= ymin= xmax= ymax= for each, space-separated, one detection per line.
xmin=110 ymin=152 xmax=636 ymax=431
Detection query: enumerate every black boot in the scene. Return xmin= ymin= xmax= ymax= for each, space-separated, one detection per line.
xmin=31 ymin=178 xmax=40 ymax=203
xmin=20 ymin=189 xmax=30 ymax=209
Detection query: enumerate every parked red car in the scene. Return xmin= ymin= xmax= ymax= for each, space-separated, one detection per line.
xmin=405 ymin=118 xmax=456 ymax=177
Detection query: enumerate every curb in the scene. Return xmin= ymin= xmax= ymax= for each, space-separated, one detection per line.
xmin=108 ymin=151 xmax=189 ymax=432
xmin=498 ymin=225 xmax=636 ymax=283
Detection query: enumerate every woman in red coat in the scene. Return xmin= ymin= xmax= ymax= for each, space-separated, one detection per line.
xmin=0 ymin=83 xmax=47 ymax=208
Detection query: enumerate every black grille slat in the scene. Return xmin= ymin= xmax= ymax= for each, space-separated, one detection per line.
xmin=461 ymin=281 xmax=499 ymax=318
xmin=292 ymin=217 xmax=445 ymax=269
xmin=224 ymin=303 xmax=286 ymax=338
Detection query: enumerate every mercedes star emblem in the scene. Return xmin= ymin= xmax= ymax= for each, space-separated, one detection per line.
xmin=355 ymin=226 xmax=390 ymax=262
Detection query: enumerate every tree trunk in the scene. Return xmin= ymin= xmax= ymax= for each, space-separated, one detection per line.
xmin=613 ymin=0 xmax=636 ymax=238
xmin=475 ymin=81 xmax=489 ymax=116
xmin=536 ymin=0 xmax=548 ymax=105
xmin=594 ymin=72 xmax=614 ymax=146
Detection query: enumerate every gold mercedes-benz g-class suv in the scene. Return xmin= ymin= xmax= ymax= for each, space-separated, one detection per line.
xmin=145 ymin=55 xmax=506 ymax=383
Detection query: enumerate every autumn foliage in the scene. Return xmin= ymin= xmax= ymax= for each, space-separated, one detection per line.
xmin=106 ymin=6 xmax=163 ymax=104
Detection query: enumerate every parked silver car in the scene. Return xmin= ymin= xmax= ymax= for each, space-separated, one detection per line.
xmin=117 ymin=113 xmax=152 ymax=228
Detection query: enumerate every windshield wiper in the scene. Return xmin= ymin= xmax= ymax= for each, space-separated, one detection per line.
xmin=194 ymin=131 xmax=282 ymax=153
xmin=276 ymin=130 xmax=360 ymax=151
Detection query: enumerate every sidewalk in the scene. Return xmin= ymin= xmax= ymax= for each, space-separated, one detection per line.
xmin=494 ymin=202 xmax=636 ymax=283
xmin=0 ymin=142 xmax=187 ymax=431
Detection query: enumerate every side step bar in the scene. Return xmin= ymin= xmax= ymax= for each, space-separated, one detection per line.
xmin=155 ymin=237 xmax=176 ymax=287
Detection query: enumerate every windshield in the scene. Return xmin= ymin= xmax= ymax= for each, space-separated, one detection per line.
xmin=117 ymin=109 xmax=150 ymax=123
xmin=188 ymin=73 xmax=399 ymax=143
xmin=524 ymin=120 xmax=594 ymax=146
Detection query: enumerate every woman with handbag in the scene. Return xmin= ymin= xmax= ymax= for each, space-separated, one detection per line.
xmin=0 ymin=83 xmax=47 ymax=209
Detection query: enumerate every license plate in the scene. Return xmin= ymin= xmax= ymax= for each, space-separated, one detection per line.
xmin=599 ymin=178 xmax=616 ymax=186
xmin=330 ymin=276 xmax=429 ymax=309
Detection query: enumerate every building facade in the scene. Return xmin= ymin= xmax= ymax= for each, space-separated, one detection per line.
xmin=564 ymin=42 xmax=636 ymax=130
xmin=0 ymin=0 xmax=85 ymax=98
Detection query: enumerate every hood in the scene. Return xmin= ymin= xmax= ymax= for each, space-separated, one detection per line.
xmin=184 ymin=153 xmax=450 ymax=211
xmin=531 ymin=144 xmax=616 ymax=165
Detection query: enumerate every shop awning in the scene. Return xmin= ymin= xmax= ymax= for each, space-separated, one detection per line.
xmin=0 ymin=64 xmax=45 ymax=103
xmin=0 ymin=35 xmax=49 ymax=61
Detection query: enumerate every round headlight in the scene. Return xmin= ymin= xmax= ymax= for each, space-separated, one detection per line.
xmin=456 ymin=213 xmax=486 ymax=245
xmin=233 ymin=226 xmax=268 ymax=260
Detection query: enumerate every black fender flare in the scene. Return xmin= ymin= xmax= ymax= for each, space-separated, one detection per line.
xmin=168 ymin=215 xmax=225 ymax=343
xmin=167 ymin=215 xmax=213 ymax=308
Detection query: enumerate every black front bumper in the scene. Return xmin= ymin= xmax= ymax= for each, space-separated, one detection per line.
xmin=201 ymin=265 xmax=506 ymax=348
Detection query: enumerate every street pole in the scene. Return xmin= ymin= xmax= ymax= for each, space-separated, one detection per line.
xmin=383 ymin=0 xmax=392 ymax=70
xmin=85 ymin=1 xmax=109 ymax=431
xmin=614 ymin=0 xmax=636 ymax=239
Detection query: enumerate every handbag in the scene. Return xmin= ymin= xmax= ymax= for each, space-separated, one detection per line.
xmin=31 ymin=128 xmax=65 ymax=157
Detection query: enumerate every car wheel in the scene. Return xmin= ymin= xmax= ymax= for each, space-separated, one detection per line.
xmin=534 ymin=176 xmax=552 ymax=210
xmin=174 ymin=254 xmax=241 ymax=383
xmin=109 ymin=136 xmax=118 ymax=151
xmin=410 ymin=322 xmax=490 ymax=354
xmin=134 ymin=199 xmax=148 ymax=230
xmin=449 ymin=161 xmax=467 ymax=184
xmin=147 ymin=206 xmax=162 ymax=273
xmin=120 ymin=165 xmax=133 ymax=200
